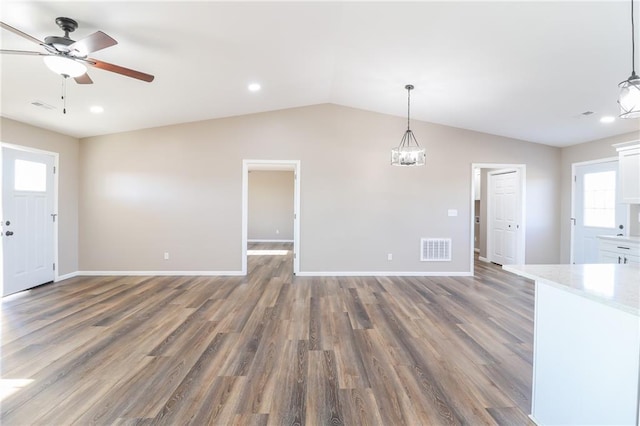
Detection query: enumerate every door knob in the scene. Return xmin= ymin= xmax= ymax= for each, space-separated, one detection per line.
xmin=5 ymin=231 xmax=14 ymax=236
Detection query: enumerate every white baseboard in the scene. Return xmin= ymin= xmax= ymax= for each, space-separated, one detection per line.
xmin=296 ymin=271 xmax=473 ymax=277
xmin=66 ymin=269 xmax=473 ymax=278
xmin=76 ymin=270 xmax=245 ymax=277
xmin=478 ymin=256 xmax=491 ymax=263
xmin=248 ymin=239 xmax=294 ymax=243
xmin=56 ymin=271 xmax=79 ymax=281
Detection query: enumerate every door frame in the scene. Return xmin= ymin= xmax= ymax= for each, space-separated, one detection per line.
xmin=570 ymin=157 xmax=627 ymax=264
xmin=242 ymin=159 xmax=300 ymax=275
xmin=1 ymin=143 xmax=60 ymax=294
xmin=470 ymin=163 xmax=526 ymax=274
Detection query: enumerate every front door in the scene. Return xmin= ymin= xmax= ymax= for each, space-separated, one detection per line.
xmin=2 ymin=147 xmax=55 ymax=296
xmin=488 ymin=169 xmax=521 ymax=265
xmin=572 ymin=160 xmax=628 ymax=264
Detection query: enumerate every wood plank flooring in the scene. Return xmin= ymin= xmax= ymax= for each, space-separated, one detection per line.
xmin=1 ymin=243 xmax=535 ymax=425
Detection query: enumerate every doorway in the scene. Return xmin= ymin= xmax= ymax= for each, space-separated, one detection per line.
xmin=242 ymin=160 xmax=300 ymax=275
xmin=571 ymin=158 xmax=629 ymax=264
xmin=1 ymin=144 xmax=58 ymax=296
xmin=470 ymin=163 xmax=526 ymax=273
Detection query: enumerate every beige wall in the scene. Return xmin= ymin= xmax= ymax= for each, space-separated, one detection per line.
xmin=79 ymin=104 xmax=561 ymax=273
xmin=559 ymin=131 xmax=640 ymax=263
xmin=248 ymin=171 xmax=294 ymax=241
xmin=0 ymin=117 xmax=80 ymax=276
xmin=3 ymin=106 xmax=634 ymax=276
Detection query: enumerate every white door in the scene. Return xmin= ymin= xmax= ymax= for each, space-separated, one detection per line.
xmin=488 ymin=169 xmax=521 ymax=265
xmin=572 ymin=160 xmax=628 ymax=264
xmin=2 ymin=147 xmax=55 ymax=296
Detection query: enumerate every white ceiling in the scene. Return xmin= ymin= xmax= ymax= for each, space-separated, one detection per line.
xmin=1 ymin=1 xmax=639 ymax=147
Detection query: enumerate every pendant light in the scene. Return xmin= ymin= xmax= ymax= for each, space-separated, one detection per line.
xmin=618 ymin=0 xmax=640 ymax=118
xmin=391 ymin=84 xmax=426 ymax=166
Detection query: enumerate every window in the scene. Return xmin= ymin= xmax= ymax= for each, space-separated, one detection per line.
xmin=14 ymin=160 xmax=47 ymax=192
xmin=583 ymin=171 xmax=616 ymax=228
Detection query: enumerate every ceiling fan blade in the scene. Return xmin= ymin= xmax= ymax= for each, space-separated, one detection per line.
xmin=68 ymin=31 xmax=117 ymax=56
xmin=74 ymin=73 xmax=93 ymax=84
xmin=86 ymin=58 xmax=154 ymax=82
xmin=0 ymin=49 xmax=47 ymax=56
xmin=0 ymin=21 xmax=44 ymax=46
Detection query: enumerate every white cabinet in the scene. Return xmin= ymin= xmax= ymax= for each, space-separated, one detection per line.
xmin=504 ymin=264 xmax=640 ymax=426
xmin=598 ymin=236 xmax=640 ymax=265
xmin=531 ymin=281 xmax=639 ymax=426
xmin=615 ymin=142 xmax=640 ymax=204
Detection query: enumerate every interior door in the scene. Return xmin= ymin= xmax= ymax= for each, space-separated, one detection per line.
xmin=572 ymin=160 xmax=628 ymax=264
xmin=2 ymin=147 xmax=55 ymax=296
xmin=488 ymin=169 xmax=520 ymax=265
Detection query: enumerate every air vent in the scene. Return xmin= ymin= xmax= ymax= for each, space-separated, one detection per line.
xmin=421 ymin=238 xmax=451 ymax=261
xmin=31 ymin=100 xmax=56 ymax=110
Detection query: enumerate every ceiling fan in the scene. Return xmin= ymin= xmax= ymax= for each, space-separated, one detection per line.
xmin=0 ymin=17 xmax=154 ymax=84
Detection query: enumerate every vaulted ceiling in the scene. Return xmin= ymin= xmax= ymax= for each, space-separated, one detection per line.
xmin=1 ymin=1 xmax=638 ymax=146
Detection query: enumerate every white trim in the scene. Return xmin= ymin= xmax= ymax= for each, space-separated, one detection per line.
xmin=1 ymin=143 xmax=60 ymax=290
xmin=472 ymin=163 xmax=520 ymax=276
xmin=68 ymin=269 xmax=475 ymax=277
xmin=77 ymin=270 xmax=244 ymax=276
xmin=56 ymin=271 xmax=79 ymax=281
xmin=478 ymin=256 xmax=491 ymax=263
xmin=248 ymin=239 xmax=294 ymax=243
xmin=477 ymin=164 xmax=526 ymax=268
xmin=569 ymin=157 xmax=618 ymax=264
xmin=71 ymin=270 xmax=472 ymax=277
xmin=474 ymin=248 xmax=480 ymax=253
xmin=296 ymin=271 xmax=473 ymax=277
xmin=242 ymin=159 xmax=300 ymax=275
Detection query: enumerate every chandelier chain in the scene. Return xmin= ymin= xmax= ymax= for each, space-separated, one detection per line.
xmin=407 ymin=86 xmax=411 ymax=131
xmin=632 ymin=0 xmax=636 ymax=74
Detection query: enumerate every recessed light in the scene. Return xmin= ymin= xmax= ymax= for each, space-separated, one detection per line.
xmin=248 ymin=83 xmax=261 ymax=92
xmin=600 ymin=116 xmax=615 ymax=123
xmin=90 ymin=105 xmax=104 ymax=114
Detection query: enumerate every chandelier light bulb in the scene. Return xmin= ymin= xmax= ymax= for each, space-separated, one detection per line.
xmin=619 ymin=73 xmax=640 ymax=118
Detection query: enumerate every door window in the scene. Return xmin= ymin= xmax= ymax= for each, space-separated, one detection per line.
xmin=583 ymin=170 xmax=616 ymax=228
xmin=14 ymin=159 xmax=47 ymax=192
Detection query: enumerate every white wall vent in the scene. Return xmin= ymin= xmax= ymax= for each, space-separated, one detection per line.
xmin=421 ymin=238 xmax=452 ymax=261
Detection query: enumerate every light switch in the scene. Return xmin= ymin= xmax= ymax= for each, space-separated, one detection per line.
xmin=448 ymin=209 xmax=458 ymax=217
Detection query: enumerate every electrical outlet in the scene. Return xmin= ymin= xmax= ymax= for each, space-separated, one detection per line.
xmin=276 ymin=229 xmax=280 ymax=234
xmin=164 ymin=252 xmax=169 ymax=260
xmin=387 ymin=253 xmax=393 ymax=261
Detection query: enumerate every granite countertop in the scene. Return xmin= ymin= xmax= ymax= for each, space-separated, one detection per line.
xmin=503 ymin=264 xmax=640 ymax=316
xmin=597 ymin=235 xmax=640 ymax=244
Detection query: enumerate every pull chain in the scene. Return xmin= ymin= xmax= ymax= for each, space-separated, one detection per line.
xmin=61 ymin=75 xmax=68 ymax=114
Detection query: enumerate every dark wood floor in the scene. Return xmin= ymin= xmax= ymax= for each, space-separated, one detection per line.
xmin=1 ymin=243 xmax=535 ymax=425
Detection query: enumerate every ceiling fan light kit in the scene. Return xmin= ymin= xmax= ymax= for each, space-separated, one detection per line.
xmin=391 ymin=84 xmax=426 ymax=167
xmin=618 ymin=0 xmax=640 ymax=118
xmin=43 ymin=55 xmax=87 ymax=77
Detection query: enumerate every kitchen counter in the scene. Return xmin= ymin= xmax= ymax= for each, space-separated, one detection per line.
xmin=597 ymin=234 xmax=640 ymax=244
xmin=503 ymin=263 xmax=639 ymax=315
xmin=504 ymin=263 xmax=640 ymax=425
